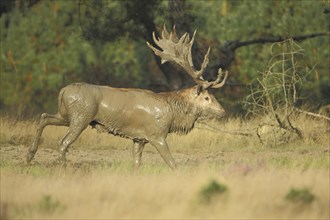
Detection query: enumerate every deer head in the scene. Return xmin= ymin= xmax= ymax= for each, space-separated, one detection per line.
xmin=147 ymin=25 xmax=228 ymax=120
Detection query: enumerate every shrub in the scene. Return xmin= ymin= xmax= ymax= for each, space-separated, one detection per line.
xmin=38 ymin=194 xmax=65 ymax=214
xmin=198 ymin=179 xmax=228 ymax=204
xmin=285 ymin=188 xmax=315 ymax=205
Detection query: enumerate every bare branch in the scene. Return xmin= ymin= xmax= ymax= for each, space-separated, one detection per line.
xmin=196 ymin=122 xmax=255 ymax=137
xmin=294 ymin=108 xmax=330 ymax=121
xmin=226 ymin=33 xmax=330 ymax=51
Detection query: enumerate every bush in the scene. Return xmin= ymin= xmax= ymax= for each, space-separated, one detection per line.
xmin=285 ymin=188 xmax=315 ymax=205
xmin=198 ymin=179 xmax=228 ymax=204
xmin=38 ymin=194 xmax=65 ymax=214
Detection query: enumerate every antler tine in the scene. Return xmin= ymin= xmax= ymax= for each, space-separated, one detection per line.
xmin=178 ymin=32 xmax=189 ymax=44
xmin=187 ymin=30 xmax=197 ymax=74
xmin=185 ymin=32 xmax=190 ymax=43
xmin=190 ymin=30 xmax=196 ymax=45
xmin=196 ymin=47 xmax=210 ymax=79
xmin=147 ymin=33 xmax=168 ymax=64
xmin=172 ymin=25 xmax=179 ymax=42
xmin=162 ymin=24 xmax=169 ymax=39
xmin=209 ymin=69 xmax=228 ymax=89
xmin=151 ymin=31 xmax=160 ymax=47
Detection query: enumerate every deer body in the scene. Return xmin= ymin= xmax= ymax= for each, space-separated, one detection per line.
xmin=65 ymin=83 xmax=171 ymax=141
xmin=27 ymin=26 xmax=228 ymax=169
xmin=61 ymin=83 xmax=219 ymax=140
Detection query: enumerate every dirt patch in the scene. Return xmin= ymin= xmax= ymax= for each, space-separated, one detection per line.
xmin=0 ymin=143 xmax=227 ymax=170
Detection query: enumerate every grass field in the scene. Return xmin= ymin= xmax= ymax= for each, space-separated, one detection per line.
xmin=1 ymin=115 xmax=329 ymax=219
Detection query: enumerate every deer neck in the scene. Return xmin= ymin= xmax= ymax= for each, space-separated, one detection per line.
xmin=161 ymin=90 xmax=200 ymax=135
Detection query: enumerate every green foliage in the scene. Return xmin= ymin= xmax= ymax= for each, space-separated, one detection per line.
xmin=0 ymin=0 xmax=328 ymax=115
xmin=285 ymin=188 xmax=315 ymax=205
xmin=0 ymin=1 xmax=152 ymax=113
xmin=1 ymin=1 xmax=93 ymax=112
xmin=198 ymin=179 xmax=228 ymax=203
xmin=193 ymin=0 xmax=329 ymax=110
xmin=79 ymin=0 xmax=162 ymax=42
xmin=38 ymin=194 xmax=65 ymax=214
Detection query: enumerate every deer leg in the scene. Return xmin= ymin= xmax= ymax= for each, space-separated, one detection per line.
xmin=150 ymin=138 xmax=177 ymax=170
xmin=27 ymin=113 xmax=68 ymax=164
xmin=132 ymin=141 xmax=145 ymax=169
xmin=58 ymin=122 xmax=88 ymax=164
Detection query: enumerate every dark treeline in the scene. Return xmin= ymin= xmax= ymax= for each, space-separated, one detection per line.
xmin=1 ymin=0 xmax=329 ymax=117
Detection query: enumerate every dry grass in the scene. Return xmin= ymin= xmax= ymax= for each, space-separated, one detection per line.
xmin=1 ymin=168 xmax=329 ymax=219
xmin=1 ymin=115 xmax=329 ymax=219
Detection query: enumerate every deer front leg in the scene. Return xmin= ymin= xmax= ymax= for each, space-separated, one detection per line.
xmin=150 ymin=138 xmax=177 ymax=170
xmin=132 ymin=141 xmax=145 ymax=169
xmin=58 ymin=122 xmax=87 ymax=164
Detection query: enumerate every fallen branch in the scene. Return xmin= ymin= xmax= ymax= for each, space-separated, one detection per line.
xmin=294 ymin=107 xmax=330 ymax=121
xmin=196 ymin=122 xmax=255 ymax=137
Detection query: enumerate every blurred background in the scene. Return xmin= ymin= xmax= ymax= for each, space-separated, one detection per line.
xmin=1 ymin=0 xmax=329 ymax=117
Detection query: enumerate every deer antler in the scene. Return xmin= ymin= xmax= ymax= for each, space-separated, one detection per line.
xmin=147 ymin=25 xmax=228 ymax=89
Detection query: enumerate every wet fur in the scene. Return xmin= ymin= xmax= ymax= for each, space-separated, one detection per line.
xmin=89 ymin=90 xmax=200 ymax=136
xmin=161 ymin=92 xmax=199 ymax=135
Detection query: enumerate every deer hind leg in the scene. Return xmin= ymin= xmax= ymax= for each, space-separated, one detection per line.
xmin=150 ymin=138 xmax=177 ymax=170
xmin=132 ymin=141 xmax=145 ymax=169
xmin=58 ymin=120 xmax=89 ymax=164
xmin=27 ymin=113 xmax=68 ymax=164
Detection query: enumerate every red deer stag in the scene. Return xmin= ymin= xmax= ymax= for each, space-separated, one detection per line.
xmin=26 ymin=26 xmax=228 ymax=169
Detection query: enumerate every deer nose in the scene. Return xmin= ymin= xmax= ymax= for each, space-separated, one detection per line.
xmin=218 ymin=108 xmax=226 ymax=118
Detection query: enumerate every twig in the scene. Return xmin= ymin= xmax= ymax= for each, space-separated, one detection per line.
xmin=286 ymin=116 xmax=303 ymax=138
xmin=196 ymin=123 xmax=254 ymax=137
xmin=294 ymin=107 xmax=330 ymax=121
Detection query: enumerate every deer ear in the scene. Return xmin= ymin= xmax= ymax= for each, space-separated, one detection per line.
xmin=196 ymin=85 xmax=203 ymax=95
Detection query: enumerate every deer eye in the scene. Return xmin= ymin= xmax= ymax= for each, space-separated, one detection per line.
xmin=205 ymin=97 xmax=209 ymax=101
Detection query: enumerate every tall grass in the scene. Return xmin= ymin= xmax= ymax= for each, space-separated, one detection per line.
xmin=1 ymin=115 xmax=329 ymax=219
xmin=1 ymin=113 xmax=328 ymax=152
xmin=1 ymin=165 xmax=329 ymax=219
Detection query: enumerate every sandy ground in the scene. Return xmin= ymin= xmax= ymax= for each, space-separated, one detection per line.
xmin=1 ymin=142 xmax=228 ymax=169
